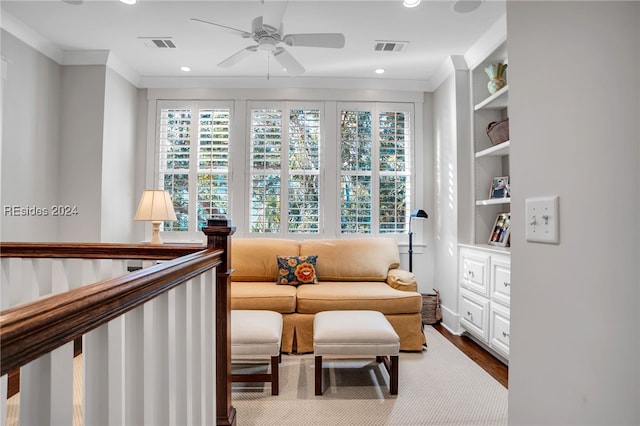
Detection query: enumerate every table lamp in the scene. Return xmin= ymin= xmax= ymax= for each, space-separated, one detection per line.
xmin=134 ymin=190 xmax=177 ymax=244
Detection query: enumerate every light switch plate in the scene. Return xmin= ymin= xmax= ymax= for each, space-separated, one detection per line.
xmin=525 ymin=196 xmax=559 ymax=244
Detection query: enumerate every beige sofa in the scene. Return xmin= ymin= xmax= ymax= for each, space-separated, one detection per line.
xmin=230 ymin=237 xmax=426 ymax=353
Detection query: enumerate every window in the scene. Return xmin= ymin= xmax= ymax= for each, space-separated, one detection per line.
xmin=339 ymin=104 xmax=412 ymax=234
xmin=152 ymin=99 xmax=414 ymax=240
xmin=249 ymin=103 xmax=321 ymax=235
xmin=157 ymin=101 xmax=231 ymax=237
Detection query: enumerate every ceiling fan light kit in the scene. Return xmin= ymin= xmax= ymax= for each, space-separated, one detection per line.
xmin=190 ymin=2 xmax=345 ymax=76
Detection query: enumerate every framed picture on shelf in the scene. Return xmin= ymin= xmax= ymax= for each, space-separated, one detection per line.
xmin=489 ymin=176 xmax=510 ymax=199
xmin=488 ymin=212 xmax=511 ymax=247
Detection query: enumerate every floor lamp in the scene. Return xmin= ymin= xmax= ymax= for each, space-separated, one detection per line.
xmin=408 ymin=209 xmax=428 ymax=272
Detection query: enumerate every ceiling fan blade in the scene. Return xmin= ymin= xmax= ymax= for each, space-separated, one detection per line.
xmin=283 ymin=33 xmax=346 ymax=48
xmin=273 ymin=47 xmax=305 ymax=75
xmin=261 ymin=0 xmax=289 ymax=34
xmin=218 ymin=46 xmax=258 ymax=68
xmin=189 ymin=18 xmax=252 ymax=38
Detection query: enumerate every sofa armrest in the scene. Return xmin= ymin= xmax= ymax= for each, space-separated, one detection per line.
xmin=386 ymin=268 xmax=418 ymax=292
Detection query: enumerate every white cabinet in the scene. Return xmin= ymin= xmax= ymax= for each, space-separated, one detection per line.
xmin=459 ymin=245 xmax=510 ymax=361
xmin=490 ymin=254 xmax=511 ymax=307
xmin=489 ymin=303 xmax=510 ymax=359
xmin=460 ymin=288 xmax=490 ymax=342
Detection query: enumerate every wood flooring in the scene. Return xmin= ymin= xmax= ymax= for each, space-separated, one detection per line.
xmin=431 ymin=323 xmax=509 ymax=388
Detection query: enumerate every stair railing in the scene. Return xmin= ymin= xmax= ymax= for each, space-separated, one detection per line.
xmin=0 ymin=223 xmax=236 ymax=426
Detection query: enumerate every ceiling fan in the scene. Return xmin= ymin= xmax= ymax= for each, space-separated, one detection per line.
xmin=190 ymin=1 xmax=345 ymax=76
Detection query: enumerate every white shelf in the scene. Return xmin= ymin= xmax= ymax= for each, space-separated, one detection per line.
xmin=475 ymin=86 xmax=509 ymax=111
xmin=476 ymin=197 xmax=511 ymax=206
xmin=476 ymin=140 xmax=510 ymax=158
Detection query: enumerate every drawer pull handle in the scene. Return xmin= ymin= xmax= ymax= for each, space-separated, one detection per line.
xmin=503 ymin=281 xmax=511 ymax=287
xmin=468 ymin=271 xmax=475 ymax=278
xmin=467 ymin=311 xmax=473 ymax=321
xmin=502 ymin=331 xmax=510 ymax=338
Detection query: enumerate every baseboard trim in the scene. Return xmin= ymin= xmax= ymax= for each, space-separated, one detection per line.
xmin=440 ymin=304 xmax=462 ymax=335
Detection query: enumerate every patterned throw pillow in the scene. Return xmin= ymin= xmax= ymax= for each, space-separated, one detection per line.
xmin=277 ymin=255 xmax=318 ymax=285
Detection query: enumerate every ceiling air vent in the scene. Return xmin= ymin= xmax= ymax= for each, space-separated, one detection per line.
xmin=139 ymin=37 xmax=176 ymax=49
xmin=374 ymin=40 xmax=409 ymax=52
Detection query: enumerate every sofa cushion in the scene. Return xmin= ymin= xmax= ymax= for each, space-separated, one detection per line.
xmin=231 ymin=238 xmax=300 ymax=282
xmin=296 ymin=282 xmax=422 ymax=315
xmin=299 ymin=238 xmax=400 ymax=281
xmin=231 ymin=282 xmax=297 ymax=313
xmin=277 ymin=255 xmax=318 ymax=285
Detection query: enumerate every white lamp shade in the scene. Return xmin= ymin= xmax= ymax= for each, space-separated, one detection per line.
xmin=134 ymin=190 xmax=177 ymax=222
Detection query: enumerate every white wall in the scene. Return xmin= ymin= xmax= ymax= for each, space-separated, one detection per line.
xmin=101 ymin=67 xmax=138 ymax=242
xmin=0 ymin=30 xmax=61 ymax=241
xmin=432 ymin=57 xmax=470 ymax=330
xmin=57 ymin=65 xmax=106 ymax=242
xmin=507 ymin=2 xmax=639 ymax=424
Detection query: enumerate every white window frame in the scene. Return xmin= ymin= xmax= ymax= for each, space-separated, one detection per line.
xmin=247 ymin=101 xmax=324 ymax=237
xmin=153 ymin=100 xmax=233 ymax=242
xmin=337 ymin=102 xmax=414 ymax=236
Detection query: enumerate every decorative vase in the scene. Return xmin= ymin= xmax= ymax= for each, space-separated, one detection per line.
xmin=484 ymin=63 xmax=507 ymax=94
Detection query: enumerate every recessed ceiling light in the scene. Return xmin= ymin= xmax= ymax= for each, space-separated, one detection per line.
xmin=452 ymin=0 xmax=482 ymax=14
xmin=375 ymin=69 xmax=385 ymax=74
xmin=403 ymin=0 xmax=421 ymax=8
xmin=180 ymin=66 xmax=191 ymax=72
xmin=120 ymin=0 xmax=136 ymax=5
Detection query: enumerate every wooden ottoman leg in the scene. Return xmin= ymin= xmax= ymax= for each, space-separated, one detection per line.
xmin=315 ymin=355 xmax=323 ymax=395
xmin=271 ymin=355 xmax=279 ymax=396
xmin=390 ymin=355 xmax=399 ymax=395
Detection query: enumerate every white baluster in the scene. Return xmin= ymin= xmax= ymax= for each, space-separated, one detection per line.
xmin=188 ymin=276 xmax=202 ymax=424
xmin=203 ymin=269 xmax=216 ymax=424
xmin=170 ymin=284 xmax=188 ymax=425
xmin=144 ymin=292 xmax=170 ymax=425
xmin=124 ymin=305 xmax=145 ymax=425
xmin=20 ymin=344 xmax=74 ymax=426
xmin=1 ymin=374 xmax=8 ymax=426
xmin=50 ymin=343 xmax=74 ymax=425
xmin=84 ymin=324 xmax=109 ymax=425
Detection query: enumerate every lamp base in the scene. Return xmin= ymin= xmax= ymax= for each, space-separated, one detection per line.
xmin=150 ymin=221 xmax=163 ymax=244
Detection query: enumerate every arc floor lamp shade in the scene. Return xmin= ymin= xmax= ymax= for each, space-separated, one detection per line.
xmin=134 ymin=190 xmax=177 ymax=244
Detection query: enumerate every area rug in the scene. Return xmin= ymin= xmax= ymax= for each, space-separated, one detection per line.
xmin=232 ymin=326 xmax=508 ymax=425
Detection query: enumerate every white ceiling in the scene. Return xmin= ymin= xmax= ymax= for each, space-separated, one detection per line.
xmin=1 ymin=0 xmax=506 ymax=90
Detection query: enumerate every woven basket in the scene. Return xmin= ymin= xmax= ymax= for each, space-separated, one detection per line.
xmin=486 ymin=118 xmax=509 ymax=146
xmin=421 ymin=289 xmax=442 ymax=325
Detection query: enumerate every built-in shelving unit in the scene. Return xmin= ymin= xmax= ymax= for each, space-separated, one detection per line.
xmin=471 ymin=40 xmax=510 ymax=246
xmin=458 ymin=37 xmax=511 ymax=364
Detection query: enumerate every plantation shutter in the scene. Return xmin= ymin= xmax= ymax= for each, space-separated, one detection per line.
xmin=379 ymin=109 xmax=411 ymax=233
xmin=249 ymin=103 xmax=321 ymax=235
xmin=339 ymin=103 xmax=412 ymax=234
xmin=287 ymin=108 xmax=321 ymax=233
xmin=157 ymin=102 xmax=231 ymax=236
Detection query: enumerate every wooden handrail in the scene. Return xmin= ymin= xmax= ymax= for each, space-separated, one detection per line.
xmin=0 ymin=242 xmax=204 ymax=260
xmin=0 ymin=224 xmax=237 ymax=425
xmin=0 ymin=247 xmax=221 ymax=377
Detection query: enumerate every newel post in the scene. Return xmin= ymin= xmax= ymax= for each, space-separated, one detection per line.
xmin=202 ymin=219 xmax=236 ymax=426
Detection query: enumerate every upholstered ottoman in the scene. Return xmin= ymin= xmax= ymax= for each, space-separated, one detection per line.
xmin=313 ymin=310 xmax=400 ymax=395
xmin=231 ymin=310 xmax=283 ymax=395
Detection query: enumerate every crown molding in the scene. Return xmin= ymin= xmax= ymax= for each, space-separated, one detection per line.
xmin=1 ymin=11 xmax=64 ymax=63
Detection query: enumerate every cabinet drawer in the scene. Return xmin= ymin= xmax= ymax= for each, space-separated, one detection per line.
xmin=460 ymin=250 xmax=490 ymax=297
xmin=491 ymin=256 xmax=511 ymax=307
xmin=459 ymin=289 xmax=489 ymax=343
xmin=490 ymin=303 xmax=510 ymax=359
